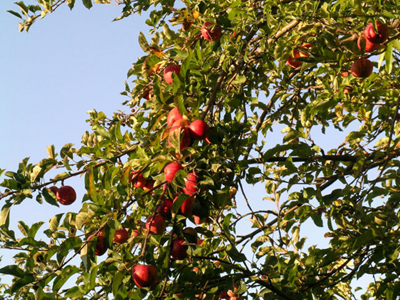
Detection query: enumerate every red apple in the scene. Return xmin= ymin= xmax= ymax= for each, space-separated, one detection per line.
xmin=132 ymin=173 xmax=148 ymax=188
xmin=183 ymin=172 xmax=197 ymax=196
xmin=167 ymin=107 xmax=183 ymax=127
xmin=201 ymin=22 xmax=222 ymax=41
xmin=145 ymin=215 xmax=166 ymax=235
xmin=364 ymin=20 xmax=389 ymax=44
xmin=168 ymin=119 xmax=192 ymax=151
xmin=143 ymin=180 xmax=155 ymax=192
xmin=56 ymin=185 xmax=76 ymax=205
xmin=164 ymin=162 xmax=183 ymax=182
xmin=351 ymin=58 xmax=373 ymax=78
xmin=164 ymin=64 xmax=181 ymax=84
xmin=132 ymin=229 xmax=140 ymax=238
xmin=171 ymin=237 xmax=188 ymax=260
xmin=47 ymin=186 xmax=58 ymax=196
xmin=357 ymin=33 xmax=380 ymax=53
xmin=132 ymin=264 xmax=158 ymax=288
xmin=113 ymin=228 xmax=129 ymax=244
xmin=189 ymin=119 xmax=210 ymax=140
xmin=88 ymin=230 xmax=107 ymax=256
xmin=157 ymin=198 xmax=173 ymax=218
xmin=286 ymin=43 xmax=313 ymax=69
xmin=174 ymin=194 xmax=195 ymax=217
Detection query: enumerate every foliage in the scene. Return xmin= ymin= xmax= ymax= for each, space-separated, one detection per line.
xmin=2 ymin=0 xmax=400 ymax=299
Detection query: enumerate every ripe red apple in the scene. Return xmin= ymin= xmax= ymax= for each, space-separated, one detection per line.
xmin=351 ymin=58 xmax=373 ymax=78
xmin=132 ymin=229 xmax=140 ymax=238
xmin=47 ymin=186 xmax=58 ymax=194
xmin=286 ymin=43 xmax=313 ymax=69
xmin=132 ymin=264 xmax=158 ymax=288
xmin=201 ymin=22 xmax=222 ymax=41
xmin=88 ymin=230 xmax=107 ymax=256
xmin=171 ymin=237 xmax=188 ymax=260
xmin=164 ymin=64 xmax=181 ymax=84
xmin=181 ymin=197 xmax=195 ymax=217
xmin=143 ymin=180 xmax=155 ymax=192
xmin=357 ymin=33 xmax=380 ymax=53
xmin=145 ymin=215 xmax=166 ymax=235
xmin=157 ymin=198 xmax=173 ymax=218
xmin=189 ymin=119 xmax=210 ymax=140
xmin=113 ymin=228 xmax=129 ymax=244
xmin=164 ymin=162 xmax=183 ymax=182
xmin=183 ymin=172 xmax=197 ymax=196
xmin=168 ymin=119 xmax=192 ymax=151
xmin=364 ymin=20 xmax=389 ymax=44
xmin=131 ymin=172 xmax=148 ymax=188
xmin=56 ymin=185 xmax=76 ymax=205
xmin=167 ymin=107 xmax=183 ymax=127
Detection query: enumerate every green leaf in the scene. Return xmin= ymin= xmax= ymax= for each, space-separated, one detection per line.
xmin=86 ymin=167 xmax=98 ymax=203
xmin=67 ymin=0 xmax=75 ymax=9
xmin=49 ymin=214 xmax=63 ymax=232
xmin=0 ymin=203 xmax=12 ymax=227
xmin=53 ymin=265 xmax=80 ymax=291
xmin=82 ymin=0 xmax=92 ymax=9
xmin=0 ymin=265 xmax=25 ymax=277
xmin=112 ymin=271 xmax=125 ymax=296
xmin=138 ymin=32 xmax=149 ymax=53
xmin=46 ymin=145 xmax=55 ymax=159
xmin=11 ymin=275 xmax=35 ymax=294
xmin=226 ymin=244 xmax=246 ymax=262
xmin=18 ymin=221 xmax=29 ymax=237
xmin=385 ymin=41 xmax=393 ymax=74
xmin=7 ymin=10 xmax=22 ymax=19
xmin=42 ymin=188 xmax=59 ymax=207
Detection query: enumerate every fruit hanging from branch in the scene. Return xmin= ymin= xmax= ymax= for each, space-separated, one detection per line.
xmin=201 ymin=22 xmax=222 ymax=41
xmin=351 ymin=58 xmax=373 ymax=78
xmin=364 ymin=20 xmax=389 ymax=44
xmin=163 ymin=64 xmax=181 ymax=84
xmin=56 ymin=185 xmax=76 ymax=205
xmin=132 ymin=264 xmax=158 ymax=288
xmin=286 ymin=43 xmax=313 ymax=69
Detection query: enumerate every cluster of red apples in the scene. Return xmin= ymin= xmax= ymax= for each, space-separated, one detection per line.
xmin=287 ymin=20 xmax=390 ymax=81
xmin=127 ymin=21 xmax=219 ymax=291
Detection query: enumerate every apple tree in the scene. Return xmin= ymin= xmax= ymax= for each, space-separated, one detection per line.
xmin=2 ymin=0 xmax=400 ymax=299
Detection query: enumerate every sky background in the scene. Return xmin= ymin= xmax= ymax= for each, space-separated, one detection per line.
xmin=0 ymin=0 xmax=371 ymax=296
